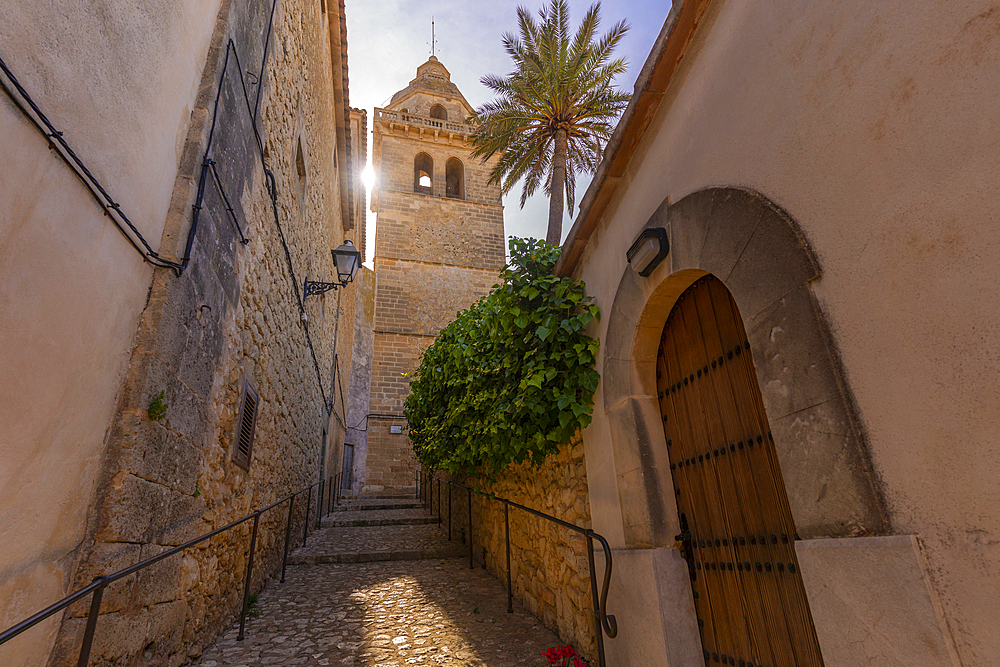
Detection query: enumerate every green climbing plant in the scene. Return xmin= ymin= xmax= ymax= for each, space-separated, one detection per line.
xmin=404 ymin=237 xmax=600 ymax=477
xmin=148 ymin=390 xmax=167 ymax=421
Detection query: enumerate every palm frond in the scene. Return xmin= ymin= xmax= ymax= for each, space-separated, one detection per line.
xmin=469 ymin=0 xmax=631 ymax=226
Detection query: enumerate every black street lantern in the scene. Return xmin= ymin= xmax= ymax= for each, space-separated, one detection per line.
xmin=304 ymin=240 xmax=362 ymax=298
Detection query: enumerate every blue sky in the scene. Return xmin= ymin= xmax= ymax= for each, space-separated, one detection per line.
xmin=346 ymin=0 xmax=668 ymax=264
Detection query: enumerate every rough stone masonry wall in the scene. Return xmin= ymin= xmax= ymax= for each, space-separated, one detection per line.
xmin=373 ymin=258 xmax=499 ymax=335
xmin=46 ymin=0 xmax=354 ymax=664
xmin=373 ymin=136 xmax=505 ymax=268
xmin=365 ymin=258 xmax=499 ymax=492
xmin=437 ymin=436 xmax=597 ymax=664
xmin=364 ymin=332 xmax=431 ymax=491
xmin=344 ymin=267 xmax=376 ymax=495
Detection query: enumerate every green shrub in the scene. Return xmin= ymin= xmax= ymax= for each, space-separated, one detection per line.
xmin=404 ymin=238 xmax=600 ymax=477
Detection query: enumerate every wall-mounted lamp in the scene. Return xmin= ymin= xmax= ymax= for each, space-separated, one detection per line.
xmin=303 ymin=240 xmax=362 ymax=298
xmin=626 ymin=227 xmax=669 ymax=277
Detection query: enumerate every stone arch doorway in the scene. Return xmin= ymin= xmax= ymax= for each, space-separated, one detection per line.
xmin=657 ymin=274 xmax=824 ymax=667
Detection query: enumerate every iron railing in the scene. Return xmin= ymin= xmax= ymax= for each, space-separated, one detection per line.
xmin=416 ymin=470 xmax=618 ymax=667
xmin=0 ymin=472 xmax=345 ymax=666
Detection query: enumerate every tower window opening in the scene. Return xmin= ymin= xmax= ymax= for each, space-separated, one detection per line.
xmin=446 ymin=158 xmax=464 ymax=199
xmin=414 ymin=153 xmax=434 ymax=194
xmin=429 ymin=104 xmax=447 ymax=120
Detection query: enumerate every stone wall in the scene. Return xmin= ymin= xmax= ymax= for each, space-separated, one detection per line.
xmin=373 ymin=258 xmax=499 ymax=335
xmin=374 ymin=191 xmax=506 ymax=269
xmin=344 ymin=267 xmax=376 ymax=495
xmin=364 ymin=332 xmax=432 ymax=491
xmin=439 ymin=437 xmax=598 ymax=664
xmin=42 ymin=0 xmax=358 ymax=664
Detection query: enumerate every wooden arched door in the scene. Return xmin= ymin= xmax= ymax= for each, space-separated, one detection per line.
xmin=656 ymin=275 xmax=824 ymax=667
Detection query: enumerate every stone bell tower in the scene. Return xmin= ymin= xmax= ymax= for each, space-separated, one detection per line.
xmin=363 ymin=56 xmax=505 ymax=493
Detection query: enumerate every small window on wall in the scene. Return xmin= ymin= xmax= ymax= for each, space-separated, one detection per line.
xmin=429 ymin=104 xmax=447 ymax=120
xmin=414 ymin=152 xmax=433 ymax=193
xmin=233 ymin=377 xmax=259 ymax=470
xmin=295 ymin=138 xmax=307 ymax=205
xmin=446 ymin=158 xmax=464 ymax=199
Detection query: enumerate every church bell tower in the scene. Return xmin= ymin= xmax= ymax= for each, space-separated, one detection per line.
xmin=364 ymin=56 xmax=505 ymax=492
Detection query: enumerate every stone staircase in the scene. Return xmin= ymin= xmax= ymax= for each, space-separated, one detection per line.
xmin=287 ymin=495 xmax=465 ymax=565
xmin=193 ymin=493 xmax=564 ymax=667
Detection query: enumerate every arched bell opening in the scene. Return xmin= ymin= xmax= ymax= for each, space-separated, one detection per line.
xmin=413 ymin=152 xmax=433 ymax=194
xmin=445 ymin=158 xmax=464 ymax=199
xmin=429 ymin=104 xmax=447 ymax=120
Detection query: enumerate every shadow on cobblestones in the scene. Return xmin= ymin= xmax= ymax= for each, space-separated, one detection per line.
xmin=193 ymin=558 xmax=561 ymax=667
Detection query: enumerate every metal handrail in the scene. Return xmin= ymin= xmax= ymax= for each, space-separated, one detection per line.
xmin=0 ymin=471 xmax=344 ymax=666
xmin=417 ymin=469 xmax=617 ymax=667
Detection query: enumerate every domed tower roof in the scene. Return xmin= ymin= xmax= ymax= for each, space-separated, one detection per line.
xmin=386 ymin=56 xmax=474 ymax=115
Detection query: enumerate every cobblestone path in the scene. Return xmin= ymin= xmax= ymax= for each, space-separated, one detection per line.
xmin=192 ymin=497 xmax=561 ymax=667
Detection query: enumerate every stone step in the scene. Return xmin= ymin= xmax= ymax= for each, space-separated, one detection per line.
xmin=289 ymin=545 xmax=465 ymax=564
xmin=288 ymin=523 xmax=465 ymax=566
xmin=324 ymin=507 xmax=439 ymax=527
xmin=333 ymin=499 xmax=424 ymax=512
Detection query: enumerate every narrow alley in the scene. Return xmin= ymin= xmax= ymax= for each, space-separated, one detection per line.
xmin=193 ymin=496 xmax=563 ymax=667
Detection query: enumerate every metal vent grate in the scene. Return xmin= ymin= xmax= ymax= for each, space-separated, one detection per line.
xmin=233 ymin=378 xmax=259 ymax=470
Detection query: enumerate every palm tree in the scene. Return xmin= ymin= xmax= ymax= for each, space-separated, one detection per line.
xmin=468 ymin=0 xmax=631 ymax=246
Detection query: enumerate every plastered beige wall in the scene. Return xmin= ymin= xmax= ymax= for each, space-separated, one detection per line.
xmin=0 ymin=2 xmax=220 ymax=664
xmin=572 ymin=0 xmax=1000 ymax=663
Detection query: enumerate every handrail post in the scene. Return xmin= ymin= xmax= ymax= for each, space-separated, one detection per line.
xmin=468 ymin=487 xmax=473 ymax=569
xmin=447 ymin=483 xmax=452 ymax=541
xmin=76 ymin=576 xmax=109 ymax=667
xmin=437 ymin=479 xmax=441 ymax=526
xmin=303 ymin=485 xmax=312 ymax=546
xmin=505 ymin=501 xmax=512 ymax=613
xmin=586 ymin=533 xmax=607 ymax=667
xmin=237 ymin=511 xmax=261 ymax=641
xmin=281 ymin=494 xmax=295 ymax=583
xmin=317 ymin=479 xmax=324 ymax=529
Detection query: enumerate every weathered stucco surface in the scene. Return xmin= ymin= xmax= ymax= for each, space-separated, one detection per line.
xmin=570 ymin=0 xmax=1000 ymax=663
xmin=0 ymin=1 xmax=221 ymax=664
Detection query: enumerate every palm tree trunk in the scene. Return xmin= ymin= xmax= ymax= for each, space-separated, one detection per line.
xmin=546 ymin=127 xmax=568 ymax=245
